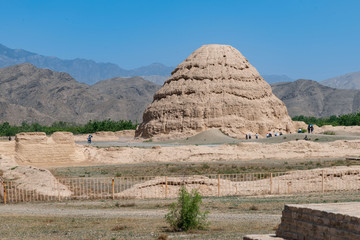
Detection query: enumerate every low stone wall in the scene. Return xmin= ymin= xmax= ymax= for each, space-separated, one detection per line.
xmin=244 ymin=202 xmax=360 ymax=240
xmin=276 ymin=203 xmax=360 ymax=240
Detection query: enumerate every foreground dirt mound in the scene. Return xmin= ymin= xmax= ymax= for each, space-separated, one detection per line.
xmin=136 ymin=44 xmax=294 ymax=139
xmin=0 ymin=154 xmax=71 ymax=197
xmin=15 ymin=132 xmax=84 ymax=164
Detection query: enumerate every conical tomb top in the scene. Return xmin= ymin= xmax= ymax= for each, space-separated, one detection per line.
xmin=136 ymin=44 xmax=294 ymax=139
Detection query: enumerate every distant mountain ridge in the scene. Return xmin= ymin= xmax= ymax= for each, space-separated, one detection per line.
xmin=0 ymin=43 xmax=172 ymax=85
xmin=262 ymin=74 xmax=294 ymax=84
xmin=321 ymin=71 xmax=360 ymax=90
xmin=271 ymin=79 xmax=360 ymax=117
xmin=0 ymin=63 xmax=160 ymax=125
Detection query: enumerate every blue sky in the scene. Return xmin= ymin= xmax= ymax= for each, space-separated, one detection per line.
xmin=1 ymin=0 xmax=359 ymax=80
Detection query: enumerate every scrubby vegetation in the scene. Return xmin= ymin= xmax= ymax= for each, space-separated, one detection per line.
xmin=0 ymin=119 xmax=137 ymax=136
xmin=165 ymin=187 xmax=209 ymax=231
xmin=293 ymin=112 xmax=360 ymax=127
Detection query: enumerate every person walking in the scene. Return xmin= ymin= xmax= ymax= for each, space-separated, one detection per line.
xmin=249 ymin=132 xmax=251 ymax=139
xmin=255 ymin=133 xmax=258 ymax=139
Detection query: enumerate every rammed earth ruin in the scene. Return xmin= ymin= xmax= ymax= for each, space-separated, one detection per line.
xmin=136 ymin=44 xmax=294 ymax=139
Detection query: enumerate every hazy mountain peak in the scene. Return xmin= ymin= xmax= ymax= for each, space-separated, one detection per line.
xmin=0 ymin=43 xmax=172 ymax=85
xmin=321 ymin=71 xmax=360 ymax=90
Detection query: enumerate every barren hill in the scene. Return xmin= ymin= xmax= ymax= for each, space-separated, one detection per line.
xmin=91 ymin=77 xmax=161 ymax=123
xmin=321 ymin=71 xmax=360 ymax=90
xmin=271 ymin=79 xmax=360 ymax=117
xmin=0 ymin=63 xmax=159 ymax=125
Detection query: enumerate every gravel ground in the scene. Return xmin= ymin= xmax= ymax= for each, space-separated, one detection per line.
xmin=0 ymin=202 xmax=280 ymax=221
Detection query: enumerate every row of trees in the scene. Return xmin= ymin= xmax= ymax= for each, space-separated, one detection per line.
xmin=292 ymin=112 xmax=360 ymax=127
xmin=0 ymin=119 xmax=137 ymax=136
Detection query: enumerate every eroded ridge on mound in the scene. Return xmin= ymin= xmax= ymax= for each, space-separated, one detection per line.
xmin=136 ymin=44 xmax=294 ymax=139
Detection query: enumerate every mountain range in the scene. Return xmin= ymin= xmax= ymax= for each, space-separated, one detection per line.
xmin=3 ymin=43 xmax=360 ymax=89
xmin=321 ymin=71 xmax=360 ymax=90
xmin=271 ymin=79 xmax=360 ymax=117
xmin=0 ymin=63 xmax=160 ymax=125
xmin=1 ymin=63 xmax=360 ymax=125
xmin=0 ymin=43 xmax=172 ymax=85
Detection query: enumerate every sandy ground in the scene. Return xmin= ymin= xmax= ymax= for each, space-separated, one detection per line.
xmin=2 ymin=126 xmax=360 ymax=197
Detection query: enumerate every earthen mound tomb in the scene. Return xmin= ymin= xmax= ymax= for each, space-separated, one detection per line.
xmin=136 ymin=44 xmax=294 ymax=139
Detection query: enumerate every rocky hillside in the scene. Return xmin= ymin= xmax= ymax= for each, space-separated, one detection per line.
xmin=91 ymin=76 xmax=161 ymax=123
xmin=0 ymin=63 xmax=160 ymax=125
xmin=271 ymin=79 xmax=360 ymax=117
xmin=321 ymin=71 xmax=360 ymax=90
xmin=0 ymin=43 xmax=172 ymax=85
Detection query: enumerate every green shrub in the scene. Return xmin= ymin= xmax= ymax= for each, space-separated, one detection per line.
xmin=201 ymin=163 xmax=210 ymax=169
xmin=322 ymin=131 xmax=335 ymax=135
xmin=165 ymin=186 xmax=209 ymax=231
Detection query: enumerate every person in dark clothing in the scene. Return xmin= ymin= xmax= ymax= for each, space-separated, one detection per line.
xmin=87 ymin=135 xmax=93 ymax=144
xmin=8 ymin=136 xmax=11 ymax=141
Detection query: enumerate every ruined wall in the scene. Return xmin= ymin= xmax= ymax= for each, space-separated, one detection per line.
xmin=15 ymin=132 xmax=84 ymax=164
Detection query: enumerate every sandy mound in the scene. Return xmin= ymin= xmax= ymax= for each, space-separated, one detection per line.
xmin=0 ymin=154 xmax=71 ymax=197
xmin=116 ymin=166 xmax=360 ymax=199
xmin=117 ymin=175 xmax=235 ymax=199
xmin=136 ymin=44 xmax=294 ymax=139
xmin=15 ymin=132 xmax=85 ymax=164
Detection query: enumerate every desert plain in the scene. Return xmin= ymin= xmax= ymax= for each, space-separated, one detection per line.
xmin=1 ymin=124 xmax=360 ymax=239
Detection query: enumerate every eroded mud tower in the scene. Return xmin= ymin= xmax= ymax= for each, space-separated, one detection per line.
xmin=136 ymin=44 xmax=294 ymax=138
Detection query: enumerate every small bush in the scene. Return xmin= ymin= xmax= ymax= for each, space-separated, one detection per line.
xmin=249 ymin=205 xmax=258 ymax=211
xmin=201 ymin=163 xmax=210 ymax=169
xmin=115 ymin=172 xmax=122 ymax=177
xmin=111 ymin=225 xmax=127 ymax=231
xmin=323 ymin=131 xmax=335 ymax=135
xmin=165 ymin=186 xmax=209 ymax=231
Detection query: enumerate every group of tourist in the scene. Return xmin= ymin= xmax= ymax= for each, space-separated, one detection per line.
xmin=245 ymin=132 xmax=258 ymax=140
xmin=298 ymin=124 xmax=315 ymax=134
xmin=245 ymin=132 xmax=284 ymax=139
xmin=266 ymin=132 xmax=283 ymax=138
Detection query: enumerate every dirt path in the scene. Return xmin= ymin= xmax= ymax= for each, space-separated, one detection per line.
xmin=0 ymin=202 xmax=280 ymax=221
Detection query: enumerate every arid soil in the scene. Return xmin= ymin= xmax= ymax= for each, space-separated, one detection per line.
xmin=1 ymin=125 xmax=360 ymax=197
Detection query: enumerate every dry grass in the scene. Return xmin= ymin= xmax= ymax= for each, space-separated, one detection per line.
xmin=49 ymin=158 xmax=360 ymax=178
xmin=1 ymin=191 xmax=360 ymax=239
